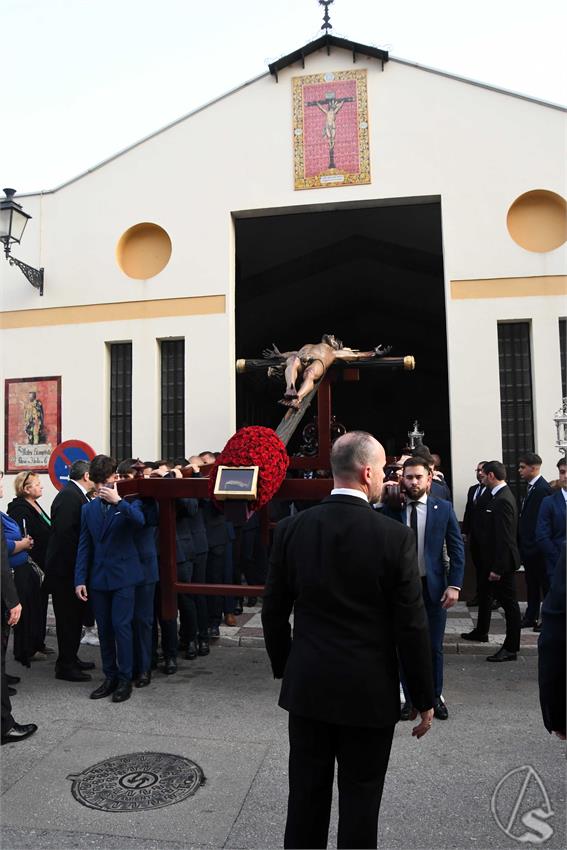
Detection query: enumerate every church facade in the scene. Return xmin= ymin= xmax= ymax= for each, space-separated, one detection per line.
xmin=1 ymin=35 xmax=565 ymax=514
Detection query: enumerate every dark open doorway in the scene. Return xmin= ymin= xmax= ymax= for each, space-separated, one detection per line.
xmin=235 ymin=198 xmax=451 ymax=482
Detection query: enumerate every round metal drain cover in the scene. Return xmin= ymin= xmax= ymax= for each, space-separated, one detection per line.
xmin=67 ymin=752 xmax=205 ymax=812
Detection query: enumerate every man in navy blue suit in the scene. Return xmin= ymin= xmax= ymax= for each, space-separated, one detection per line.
xmin=75 ymin=455 xmax=145 ymax=703
xmin=536 ymin=458 xmax=567 ymax=581
xmin=381 ymin=457 xmax=465 ymax=720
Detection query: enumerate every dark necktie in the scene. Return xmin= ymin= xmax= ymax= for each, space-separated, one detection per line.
xmin=522 ymin=484 xmax=533 ymax=512
xmin=409 ymin=501 xmax=418 ymax=543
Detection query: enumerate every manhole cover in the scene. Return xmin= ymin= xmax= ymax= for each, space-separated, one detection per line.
xmin=67 ymin=752 xmax=205 ymax=812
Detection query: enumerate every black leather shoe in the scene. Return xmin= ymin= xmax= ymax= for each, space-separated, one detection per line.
xmin=90 ymin=678 xmax=119 ymax=699
xmin=234 ymin=602 xmax=243 ymax=616
xmin=185 ymin=641 xmax=198 ymax=660
xmin=520 ymin=617 xmax=537 ymax=629
xmin=112 ymin=680 xmax=132 ymax=702
xmin=55 ymin=668 xmax=92 ymax=682
xmin=36 ymin=645 xmax=55 ymax=656
xmin=6 ymin=674 xmax=20 ymax=685
xmin=208 ymin=625 xmax=220 ymax=639
xmin=533 ymin=622 xmax=542 ymax=633
xmin=460 ymin=630 xmax=489 ymax=642
xmin=197 ymin=640 xmax=210 ymax=656
xmin=486 ymin=647 xmax=517 ymax=662
xmin=163 ymin=657 xmax=177 ymax=675
xmin=246 ymin=597 xmax=258 ymax=607
xmin=8 ymin=687 xmax=17 ymax=696
xmin=1 ymin=722 xmax=38 ymax=745
xmin=75 ymin=658 xmax=96 ymax=670
xmin=400 ymin=702 xmax=413 ymax=721
xmin=135 ymin=671 xmax=151 ymax=688
xmin=433 ymin=697 xmax=449 ymax=720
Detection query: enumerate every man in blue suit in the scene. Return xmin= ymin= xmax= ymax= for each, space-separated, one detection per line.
xmin=381 ymin=457 xmax=465 ymax=720
xmin=536 ymin=458 xmax=567 ymax=581
xmin=75 ymin=455 xmax=145 ymax=703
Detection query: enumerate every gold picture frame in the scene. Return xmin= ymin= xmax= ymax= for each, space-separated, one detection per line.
xmin=213 ymin=466 xmax=259 ymax=501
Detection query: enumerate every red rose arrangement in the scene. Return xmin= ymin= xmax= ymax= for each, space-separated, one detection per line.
xmin=209 ymin=426 xmax=289 ymax=513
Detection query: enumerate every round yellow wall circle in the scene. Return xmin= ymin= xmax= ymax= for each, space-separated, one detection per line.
xmin=116 ymin=222 xmax=172 ymax=279
xmin=507 ymin=190 xmax=567 ymax=253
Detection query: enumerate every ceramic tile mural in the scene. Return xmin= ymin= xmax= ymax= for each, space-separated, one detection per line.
xmin=293 ymin=69 xmax=370 ymax=190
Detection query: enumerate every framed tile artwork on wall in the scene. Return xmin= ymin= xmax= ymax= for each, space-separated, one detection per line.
xmin=4 ymin=376 xmax=62 ymax=473
xmin=293 ymin=69 xmax=370 ymax=190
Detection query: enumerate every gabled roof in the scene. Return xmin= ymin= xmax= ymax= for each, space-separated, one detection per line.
xmin=268 ymin=34 xmax=388 ymax=81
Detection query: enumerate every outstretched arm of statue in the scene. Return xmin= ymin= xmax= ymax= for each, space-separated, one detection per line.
xmin=334 ymin=344 xmax=392 ymax=361
xmin=262 ymin=343 xmax=290 ymax=360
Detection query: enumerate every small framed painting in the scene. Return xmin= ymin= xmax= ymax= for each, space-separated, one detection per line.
xmin=213 ymin=466 xmax=259 ymax=500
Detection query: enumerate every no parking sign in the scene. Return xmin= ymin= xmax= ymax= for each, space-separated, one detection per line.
xmin=48 ymin=440 xmax=96 ymax=491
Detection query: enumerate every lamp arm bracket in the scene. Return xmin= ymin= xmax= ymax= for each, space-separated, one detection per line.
xmin=8 ymin=255 xmax=44 ymax=295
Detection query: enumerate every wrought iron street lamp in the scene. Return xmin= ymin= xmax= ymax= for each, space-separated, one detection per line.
xmin=0 ymin=188 xmax=44 ymax=295
xmin=553 ymin=398 xmax=567 ymax=457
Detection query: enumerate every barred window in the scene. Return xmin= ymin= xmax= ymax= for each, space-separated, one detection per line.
xmin=497 ymin=322 xmax=534 ymax=500
xmin=109 ymin=343 xmax=132 ymax=461
xmin=161 ymin=339 xmax=185 ymax=460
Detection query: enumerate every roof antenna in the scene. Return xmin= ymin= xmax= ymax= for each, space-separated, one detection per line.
xmin=319 ymin=0 xmax=334 ymax=33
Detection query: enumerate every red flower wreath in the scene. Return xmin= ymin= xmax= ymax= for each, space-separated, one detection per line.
xmin=209 ymin=426 xmax=289 ymax=513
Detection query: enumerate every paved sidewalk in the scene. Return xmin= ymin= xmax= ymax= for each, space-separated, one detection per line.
xmin=209 ymin=600 xmax=539 ymax=654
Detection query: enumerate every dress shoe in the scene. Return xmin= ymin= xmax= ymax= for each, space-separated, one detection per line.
xmin=197 ymin=640 xmax=210 ymax=656
xmin=163 ymin=657 xmax=177 ymax=675
xmin=1 ymin=722 xmax=38 ymax=745
xmin=209 ymin=625 xmax=220 ymax=639
xmin=7 ymin=687 xmax=17 ymax=696
xmin=433 ymin=697 xmax=449 ymax=720
xmin=486 ymin=647 xmax=517 ymax=662
xmin=90 ymin=678 xmax=119 ymax=699
xmin=460 ymin=630 xmax=489 ymax=642
xmin=112 ymin=680 xmax=132 ymax=702
xmin=185 ymin=641 xmax=198 ymax=660
xmin=135 ymin=671 xmax=151 ymax=688
xmin=400 ymin=702 xmax=413 ymax=721
xmin=74 ymin=658 xmax=96 ymax=670
xmin=533 ymin=621 xmax=542 ymax=633
xmin=491 ymin=599 xmax=500 ymax=611
xmin=55 ymin=668 xmax=92 ymax=682
xmin=246 ymin=596 xmax=258 ymax=607
xmin=520 ymin=617 xmax=537 ymax=629
xmin=6 ymin=674 xmax=20 ymax=685
xmin=224 ymin=613 xmax=238 ymax=627
xmin=234 ymin=602 xmax=243 ymax=616
xmin=36 ymin=645 xmax=55 ymax=656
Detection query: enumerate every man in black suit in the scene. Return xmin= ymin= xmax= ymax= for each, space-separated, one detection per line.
xmin=45 ymin=460 xmax=96 ymax=682
xmin=262 ymin=431 xmax=434 ymax=850
xmin=461 ymin=461 xmax=489 ymax=605
xmin=462 ymin=461 xmax=522 ymax=661
xmin=517 ymin=452 xmax=552 ymax=630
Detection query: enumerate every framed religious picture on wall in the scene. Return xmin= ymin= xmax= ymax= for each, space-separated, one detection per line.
xmin=4 ymin=376 xmax=61 ymax=474
xmin=293 ymin=68 xmax=370 ymax=190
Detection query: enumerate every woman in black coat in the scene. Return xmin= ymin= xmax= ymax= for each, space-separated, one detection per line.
xmin=7 ymin=471 xmax=52 ymax=657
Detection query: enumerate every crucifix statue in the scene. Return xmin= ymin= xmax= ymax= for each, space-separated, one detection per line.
xmin=306 ymin=91 xmax=355 ymax=169
xmin=262 ymin=334 xmax=391 ymax=411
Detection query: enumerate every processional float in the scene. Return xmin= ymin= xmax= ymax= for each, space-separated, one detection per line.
xmin=118 ymin=337 xmax=415 ymax=618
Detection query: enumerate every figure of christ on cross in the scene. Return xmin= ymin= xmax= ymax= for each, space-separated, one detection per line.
xmin=263 ymin=335 xmax=391 ymax=411
xmin=306 ymin=92 xmax=355 ymax=169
